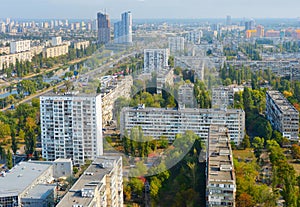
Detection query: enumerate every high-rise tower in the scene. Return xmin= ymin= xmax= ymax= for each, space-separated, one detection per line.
xmin=97 ymin=12 xmax=110 ymax=44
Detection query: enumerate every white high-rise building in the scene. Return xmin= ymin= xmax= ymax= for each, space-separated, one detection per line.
xmin=114 ymin=11 xmax=132 ymax=44
xmin=143 ymin=49 xmax=169 ymax=73
xmin=40 ymin=92 xmax=103 ymax=165
xmin=10 ymin=40 xmax=31 ymax=54
xmin=168 ymin=36 xmax=185 ymax=55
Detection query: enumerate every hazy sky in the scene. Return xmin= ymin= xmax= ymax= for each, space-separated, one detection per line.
xmin=1 ymin=0 xmax=300 ymax=19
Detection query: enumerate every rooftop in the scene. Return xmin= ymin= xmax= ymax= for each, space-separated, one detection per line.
xmin=0 ymin=161 xmax=52 ymax=198
xmin=22 ymin=184 xmax=56 ymax=200
xmin=57 ymin=156 xmax=121 ymax=207
xmin=267 ymin=90 xmax=298 ymax=114
xmin=207 ymin=125 xmax=235 ymax=184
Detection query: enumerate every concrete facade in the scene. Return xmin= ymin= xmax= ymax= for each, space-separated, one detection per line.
xmin=266 ymin=90 xmax=299 ymax=141
xmin=40 ymin=92 xmax=103 ymax=165
xmin=121 ymin=106 xmax=245 ymax=145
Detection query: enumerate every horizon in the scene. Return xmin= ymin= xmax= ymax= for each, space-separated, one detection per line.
xmin=1 ymin=0 xmax=300 ymax=20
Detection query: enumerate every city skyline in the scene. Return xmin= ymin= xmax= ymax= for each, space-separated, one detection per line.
xmin=1 ymin=0 xmax=300 ymax=19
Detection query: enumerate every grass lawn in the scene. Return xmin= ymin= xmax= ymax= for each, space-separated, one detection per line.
xmin=233 ymin=148 xmax=255 ymax=161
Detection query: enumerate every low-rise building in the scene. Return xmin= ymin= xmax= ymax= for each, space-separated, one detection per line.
xmin=266 ymin=90 xmax=299 ymax=140
xmin=0 ymin=159 xmax=72 ymax=207
xmin=206 ymin=125 xmax=236 ymax=207
xmin=121 ymin=106 xmax=245 ymax=145
xmin=42 ymin=44 xmax=68 ymax=58
xmin=57 ymin=155 xmax=123 ymax=207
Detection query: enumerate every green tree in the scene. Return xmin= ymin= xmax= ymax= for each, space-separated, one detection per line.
xmin=6 ymin=150 xmax=13 ymax=169
xmin=24 ymin=128 xmax=36 ymax=156
xmin=11 ymin=129 xmax=17 ymax=154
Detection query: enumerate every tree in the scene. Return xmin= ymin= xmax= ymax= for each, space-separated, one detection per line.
xmin=24 ymin=128 xmax=36 ymax=156
xmin=236 ymin=193 xmax=254 ymax=207
xmin=291 ymin=144 xmax=300 ymax=159
xmin=243 ymin=87 xmax=253 ymax=112
xmin=240 ymin=134 xmax=251 ymax=149
xmin=6 ymin=150 xmax=13 ymax=169
xmin=11 ymin=129 xmax=17 ymax=154
xmin=252 ymin=137 xmax=264 ymax=158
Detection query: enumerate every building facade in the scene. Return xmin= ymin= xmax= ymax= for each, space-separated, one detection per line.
xmin=101 ymin=76 xmax=133 ymax=126
xmin=114 ymin=11 xmax=132 ymax=44
xmin=57 ymin=156 xmax=123 ymax=207
xmin=178 ymin=83 xmax=196 ymax=108
xmin=206 ymin=125 xmax=236 ymax=207
xmin=0 ymin=51 xmax=32 ymax=70
xmin=97 ymin=12 xmax=111 ymax=44
xmin=143 ymin=49 xmax=169 ymax=73
xmin=10 ymin=40 xmax=31 ymax=54
xmin=120 ymin=106 xmax=245 ymax=145
xmin=168 ymin=36 xmax=185 ymax=55
xmin=266 ymin=90 xmax=299 ymax=141
xmin=40 ymin=92 xmax=103 ymax=165
xmin=42 ymin=44 xmax=68 ymax=58
xmin=51 ymin=36 xmax=62 ymax=46
xmin=74 ymin=40 xmax=90 ymax=50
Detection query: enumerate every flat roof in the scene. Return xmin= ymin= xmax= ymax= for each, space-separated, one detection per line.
xmin=22 ymin=184 xmax=56 ymax=200
xmin=0 ymin=161 xmax=52 ymax=198
xmin=207 ymin=125 xmax=235 ymax=184
xmin=267 ymin=90 xmax=298 ymax=113
xmin=57 ymin=156 xmax=121 ymax=207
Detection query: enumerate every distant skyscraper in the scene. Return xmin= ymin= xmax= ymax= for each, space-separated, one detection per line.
xmin=256 ymin=25 xmax=264 ymax=37
xmin=97 ymin=12 xmax=111 ymax=44
xmin=245 ymin=19 xmax=255 ymax=30
xmin=226 ymin=15 xmax=232 ymax=26
xmin=114 ymin=11 xmax=132 ymax=44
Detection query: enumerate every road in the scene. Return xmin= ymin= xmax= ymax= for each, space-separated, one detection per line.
xmin=1 ymin=51 xmax=138 ymax=111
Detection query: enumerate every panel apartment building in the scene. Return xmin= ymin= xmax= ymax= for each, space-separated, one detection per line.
xmin=266 ymin=90 xmax=299 ymax=141
xmin=206 ymin=125 xmax=236 ymax=207
xmin=143 ymin=49 xmax=169 ymax=74
xmin=57 ymin=156 xmax=123 ymax=207
xmin=120 ymin=105 xmax=245 ymax=145
xmin=40 ymin=92 xmax=103 ymax=165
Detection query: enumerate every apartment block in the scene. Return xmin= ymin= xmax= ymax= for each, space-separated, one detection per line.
xmin=0 ymin=159 xmax=72 ymax=207
xmin=156 ymin=68 xmax=174 ymax=94
xmin=212 ymin=87 xmax=234 ymax=108
xmin=178 ymin=83 xmax=196 ymax=108
xmin=143 ymin=49 xmax=169 ymax=73
xmin=206 ymin=125 xmax=236 ymax=207
xmin=174 ymin=56 xmax=204 ymax=81
xmin=42 ymin=44 xmax=68 ymax=58
xmin=101 ymin=76 xmax=133 ymax=126
xmin=266 ymin=90 xmax=299 ymax=140
xmin=10 ymin=40 xmax=31 ymax=54
xmin=168 ymin=36 xmax=185 ymax=55
xmin=51 ymin=36 xmax=62 ymax=46
xmin=57 ymin=156 xmax=123 ymax=207
xmin=0 ymin=46 xmax=10 ymax=54
xmin=40 ymin=92 xmax=103 ymax=165
xmin=74 ymin=40 xmax=90 ymax=50
xmin=120 ymin=106 xmax=245 ymax=145
xmin=0 ymin=51 xmax=32 ymax=70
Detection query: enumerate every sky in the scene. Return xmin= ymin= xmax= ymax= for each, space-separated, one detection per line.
xmin=1 ymin=0 xmax=300 ymax=19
